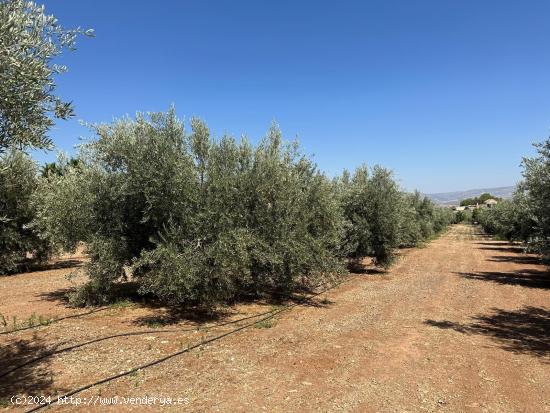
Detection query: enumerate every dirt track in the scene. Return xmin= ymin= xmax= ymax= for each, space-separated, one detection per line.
xmin=1 ymin=224 xmax=548 ymax=412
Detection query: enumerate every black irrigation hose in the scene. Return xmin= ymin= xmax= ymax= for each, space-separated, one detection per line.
xmin=0 ymin=276 xmax=340 ymax=337
xmin=1 ymin=308 xmax=277 ymax=380
xmin=25 ymin=310 xmax=287 ymax=413
xmin=0 ymin=307 xmax=110 ymax=336
xmin=3 ymin=279 xmax=340 ymax=380
xmin=25 ymin=274 xmax=357 ymax=413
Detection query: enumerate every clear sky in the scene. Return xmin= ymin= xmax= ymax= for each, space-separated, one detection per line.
xmin=37 ymin=0 xmax=550 ymax=193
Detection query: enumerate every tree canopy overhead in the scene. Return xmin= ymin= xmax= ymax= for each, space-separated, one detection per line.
xmin=0 ymin=0 xmax=93 ymax=153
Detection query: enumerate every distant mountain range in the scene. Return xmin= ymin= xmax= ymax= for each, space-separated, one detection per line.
xmin=425 ymin=186 xmax=516 ymax=206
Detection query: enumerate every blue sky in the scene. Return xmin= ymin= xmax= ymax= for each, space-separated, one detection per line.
xmin=38 ymin=0 xmax=550 ymax=193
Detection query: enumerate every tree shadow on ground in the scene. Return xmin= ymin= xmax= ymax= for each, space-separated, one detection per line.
xmin=488 ymin=255 xmax=542 ymax=265
xmin=37 ymin=280 xmax=144 ymax=305
xmin=475 ymin=241 xmax=516 ymax=246
xmin=0 ymin=335 xmax=61 ymax=399
xmin=37 ymin=287 xmax=73 ymax=305
xmin=425 ymin=306 xmax=550 ymax=358
xmin=478 ymin=246 xmax=526 ymax=253
xmin=27 ymin=259 xmax=85 ymax=272
xmin=132 ymin=290 xmax=336 ymax=328
xmin=455 ymin=269 xmax=549 ymax=289
xmin=347 ymin=260 xmax=386 ymax=275
xmin=132 ymin=307 xmax=232 ymax=327
xmin=34 ymin=276 xmax=339 ymax=328
xmin=1 ymin=259 xmax=85 ymax=277
xmin=472 ymin=232 xmax=491 ymax=237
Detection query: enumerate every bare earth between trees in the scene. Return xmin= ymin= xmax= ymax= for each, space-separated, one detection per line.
xmin=1 ymin=224 xmax=548 ymax=412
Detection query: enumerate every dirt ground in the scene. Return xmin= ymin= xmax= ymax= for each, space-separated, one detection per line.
xmin=1 ymin=224 xmax=548 ymax=412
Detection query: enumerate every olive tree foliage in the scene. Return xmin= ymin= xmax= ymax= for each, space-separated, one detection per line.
xmin=364 ymin=167 xmax=404 ymax=266
xmin=339 ymin=166 xmax=371 ymax=261
xmin=476 ymin=135 xmax=549 ymax=263
xmin=454 ymin=209 xmax=473 ymax=224
xmin=340 ymin=169 xmax=453 ymax=267
xmin=340 ymin=165 xmax=403 ymax=267
xmin=400 ymin=191 xmax=432 ymax=246
xmin=33 ymin=154 xmax=93 ymax=252
xmin=0 ymin=0 xmax=93 ymax=153
xmin=40 ymin=158 xmax=81 ymax=177
xmin=35 ymin=110 xmax=345 ymax=306
xmin=0 ymin=150 xmax=50 ymax=273
xmin=399 ymin=191 xmax=453 ymax=247
xmin=476 ymin=195 xmax=533 ymax=242
xmin=136 ymin=124 xmax=345 ymax=305
xmin=519 ymin=136 xmax=550 ymax=260
xmin=431 ymin=204 xmax=455 ymax=233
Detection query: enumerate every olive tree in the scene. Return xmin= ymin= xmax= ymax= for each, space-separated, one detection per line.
xmin=521 ymin=136 xmax=550 ymax=260
xmin=399 ymin=192 xmax=453 ymax=247
xmin=365 ymin=166 xmax=404 ymax=266
xmin=35 ymin=110 xmax=345 ymax=307
xmin=399 ymin=191 xmax=435 ymax=246
xmin=432 ymin=205 xmax=454 ymax=234
xmin=454 ymin=209 xmax=473 ymax=224
xmin=473 ymin=136 xmax=548 ymax=263
xmin=476 ymin=197 xmax=532 ymax=242
xmin=341 ymin=165 xmax=402 ymax=267
xmin=0 ymin=150 xmax=50 ymax=273
xmin=342 ymin=169 xmax=454 ymax=266
xmin=340 ymin=166 xmax=372 ymax=262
